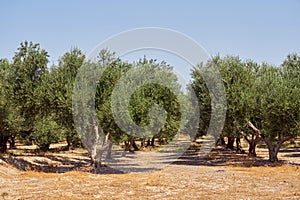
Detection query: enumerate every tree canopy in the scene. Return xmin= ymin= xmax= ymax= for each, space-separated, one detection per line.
xmin=191 ymin=54 xmax=300 ymax=162
xmin=0 ymin=41 xmax=299 ymax=163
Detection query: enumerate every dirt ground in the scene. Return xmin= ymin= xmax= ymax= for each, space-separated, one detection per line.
xmin=0 ymin=141 xmax=299 ymax=200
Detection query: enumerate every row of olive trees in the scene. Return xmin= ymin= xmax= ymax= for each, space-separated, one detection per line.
xmin=191 ymin=54 xmax=300 ymax=162
xmin=0 ymin=41 xmax=183 ymax=154
xmin=73 ymin=53 xmax=185 ymax=164
xmin=0 ymin=41 xmax=85 ymax=152
xmin=2 ymin=41 xmax=299 ymax=163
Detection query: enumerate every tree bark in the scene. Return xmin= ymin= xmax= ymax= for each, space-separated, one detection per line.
xmin=105 ymin=133 xmax=112 ymax=159
xmin=141 ymin=139 xmax=145 ymax=147
xmin=39 ymin=143 xmax=50 ymax=152
xmin=124 ymin=141 xmax=131 ymax=151
xmin=248 ymin=121 xmax=292 ymax=162
xmin=241 ymin=131 xmax=262 ymax=157
xmin=235 ymin=137 xmax=243 ymax=153
xmin=220 ymin=137 xmax=226 ymax=146
xmin=9 ymin=134 xmax=16 ymax=149
xmin=216 ymin=137 xmax=226 ymax=146
xmin=159 ymin=138 xmax=166 ymax=145
xmin=247 ymin=139 xmax=259 ymax=157
xmin=95 ymin=132 xmax=112 ymax=167
xmin=264 ymin=135 xmax=292 ymax=162
xmin=66 ymin=136 xmax=72 ymax=150
xmin=150 ymin=136 xmax=155 ymax=146
xmin=91 ymin=123 xmax=99 ymax=164
xmin=0 ymin=132 xmax=9 ymax=153
xmin=226 ymin=136 xmax=235 ymax=149
xmin=131 ymin=139 xmax=139 ymax=151
xmin=146 ymin=139 xmax=151 ymax=147
xmin=106 ymin=142 xmax=113 ymax=159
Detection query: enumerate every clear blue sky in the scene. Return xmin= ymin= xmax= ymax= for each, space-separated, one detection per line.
xmin=1 ymin=0 xmax=300 ymax=67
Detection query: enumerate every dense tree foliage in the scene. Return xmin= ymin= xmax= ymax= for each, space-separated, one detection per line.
xmin=73 ymin=52 xmax=185 ymax=165
xmin=1 ymin=41 xmax=299 ymax=164
xmin=192 ymin=54 xmax=300 ymax=162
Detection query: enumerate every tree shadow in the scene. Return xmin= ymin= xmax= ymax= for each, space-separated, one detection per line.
xmin=279 ymin=147 xmax=300 ymax=153
xmin=283 ymin=153 xmax=300 ymax=158
xmin=169 ymin=146 xmax=300 ymax=167
xmin=1 ymin=143 xmax=299 ymax=174
xmin=0 ymin=155 xmax=88 ymax=173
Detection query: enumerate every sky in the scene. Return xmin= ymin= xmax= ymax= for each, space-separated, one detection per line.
xmin=1 ymin=0 xmax=300 ymax=70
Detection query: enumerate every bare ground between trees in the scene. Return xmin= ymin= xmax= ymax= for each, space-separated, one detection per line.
xmin=0 ymin=141 xmax=300 ymax=200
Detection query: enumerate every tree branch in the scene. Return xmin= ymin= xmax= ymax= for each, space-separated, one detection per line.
xmin=240 ymin=131 xmax=250 ymax=144
xmin=248 ymin=121 xmax=260 ymax=134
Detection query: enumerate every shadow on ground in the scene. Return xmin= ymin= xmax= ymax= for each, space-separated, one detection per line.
xmin=1 ymin=144 xmax=299 ymax=174
xmin=170 ymin=145 xmax=300 ymax=167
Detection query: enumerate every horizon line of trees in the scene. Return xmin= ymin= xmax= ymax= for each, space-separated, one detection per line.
xmin=0 ymin=40 xmax=299 ymax=163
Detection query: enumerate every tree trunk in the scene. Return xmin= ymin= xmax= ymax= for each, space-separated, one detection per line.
xmin=248 ymin=140 xmax=260 ymax=157
xmin=263 ymin=136 xmax=291 ymax=163
xmin=91 ymin=124 xmax=99 ymax=163
xmin=106 ymin=142 xmax=113 ymax=159
xmin=226 ymin=136 xmax=235 ymax=149
xmin=8 ymin=134 xmax=16 ymax=149
xmin=159 ymin=138 xmax=166 ymax=145
xmin=220 ymin=137 xmax=226 ymax=146
xmin=84 ymin=122 xmax=101 ymax=167
xmin=39 ymin=144 xmax=50 ymax=152
xmin=124 ymin=141 xmax=131 ymax=151
xmin=151 ymin=136 xmax=155 ymax=146
xmin=216 ymin=137 xmax=226 ymax=146
xmin=235 ymin=137 xmax=243 ymax=153
xmin=66 ymin=136 xmax=71 ymax=150
xmin=146 ymin=139 xmax=151 ymax=146
xmin=131 ymin=139 xmax=139 ymax=151
xmin=268 ymin=148 xmax=279 ymax=163
xmin=241 ymin=131 xmax=262 ymax=157
xmin=264 ymin=139 xmax=280 ymax=163
xmin=248 ymin=121 xmax=292 ymax=162
xmin=248 ymin=142 xmax=256 ymax=156
xmin=141 ymin=139 xmax=145 ymax=147
xmin=104 ymin=133 xmax=113 ymax=159
xmin=0 ymin=132 xmax=9 ymax=153
xmin=95 ymin=132 xmax=112 ymax=166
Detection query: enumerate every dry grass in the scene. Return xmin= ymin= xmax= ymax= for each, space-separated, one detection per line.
xmin=0 ymin=142 xmax=300 ymax=200
xmin=1 ymin=164 xmax=299 ymax=200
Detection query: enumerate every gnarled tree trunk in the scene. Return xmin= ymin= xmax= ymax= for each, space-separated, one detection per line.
xmin=263 ymin=135 xmax=292 ymax=162
xmin=95 ymin=132 xmax=113 ymax=167
xmin=241 ymin=131 xmax=262 ymax=157
xmin=248 ymin=122 xmax=292 ymax=162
